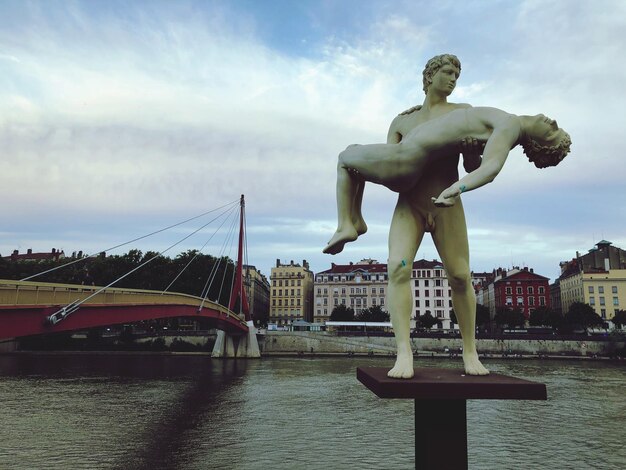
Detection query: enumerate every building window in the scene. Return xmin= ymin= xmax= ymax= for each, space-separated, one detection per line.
xmin=341 ymin=298 xmax=346 ymax=305
xmin=424 ymin=291 xmax=429 ymax=297
xmin=425 ymin=300 xmax=430 ymax=307
xmin=517 ymin=297 xmax=524 ymax=306
xmin=516 ymin=287 xmax=522 ymax=295
xmin=341 ymin=288 xmax=346 ymax=294
xmin=588 ymin=286 xmax=594 ymax=294
xmin=424 ymin=280 xmax=430 ymax=287
xmin=436 ymin=299 xmax=443 ymax=307
xmin=506 ymin=287 xmax=512 ymax=295
xmin=334 ymin=298 xmax=339 ymax=306
xmin=598 ymin=286 xmax=604 ymax=294
xmin=435 ymin=279 xmax=442 ymax=287
xmin=380 ymin=298 xmax=385 ymax=306
xmin=372 ymin=298 xmax=377 ymax=306
xmin=379 ymin=288 xmax=384 ymax=294
xmin=612 ymin=286 xmax=617 ymax=294
xmin=529 ymin=297 xmax=535 ymax=306
xmin=539 ymin=297 xmax=545 ymax=306
xmin=613 ymin=297 xmax=619 ymax=306
xmin=600 ymin=297 xmax=605 ymax=306
xmin=435 ymin=289 xmax=443 ymax=297
xmin=538 ymin=286 xmax=545 ymax=294
xmin=506 ymin=297 xmax=513 ymax=306
xmin=415 ymin=300 xmax=420 ymax=307
xmin=414 ymin=280 xmax=419 ymax=287
xmin=528 ymin=286 xmax=534 ymax=294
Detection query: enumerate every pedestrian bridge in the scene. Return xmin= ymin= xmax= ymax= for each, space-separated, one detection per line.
xmin=0 ymin=279 xmax=248 ymax=341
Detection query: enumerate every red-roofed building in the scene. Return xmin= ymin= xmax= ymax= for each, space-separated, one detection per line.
xmin=491 ymin=267 xmax=550 ymax=318
xmin=3 ymin=248 xmax=65 ymax=263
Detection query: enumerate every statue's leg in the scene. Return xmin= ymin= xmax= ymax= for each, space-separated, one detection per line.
xmin=387 ymin=196 xmax=424 ymax=379
xmin=323 ymin=162 xmax=359 ymax=254
xmin=352 ymin=180 xmax=368 ymax=236
xmin=431 ymin=202 xmax=489 ymax=375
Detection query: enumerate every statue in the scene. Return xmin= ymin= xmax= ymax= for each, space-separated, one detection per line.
xmin=324 ymin=54 xmax=571 ymax=378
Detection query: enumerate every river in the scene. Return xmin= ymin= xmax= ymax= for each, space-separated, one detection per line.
xmin=0 ymin=354 xmax=623 ymax=469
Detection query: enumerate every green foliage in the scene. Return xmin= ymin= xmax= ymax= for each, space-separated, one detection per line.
xmin=612 ymin=310 xmax=626 ymax=328
xmin=476 ymin=304 xmax=491 ymax=327
xmin=417 ymin=311 xmax=438 ymax=329
xmin=529 ymin=307 xmax=562 ymax=328
xmin=0 ymin=249 xmax=236 ymax=307
xmin=564 ymin=302 xmax=603 ymax=329
xmin=495 ymin=307 xmax=525 ymax=328
xmin=330 ymin=304 xmax=355 ymax=322
xmin=356 ymin=305 xmax=390 ymax=322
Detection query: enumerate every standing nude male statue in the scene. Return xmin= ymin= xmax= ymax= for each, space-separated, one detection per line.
xmin=326 ymin=54 xmax=491 ymax=377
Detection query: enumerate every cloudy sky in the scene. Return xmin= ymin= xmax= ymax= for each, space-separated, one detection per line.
xmin=2 ymin=0 xmax=625 ymax=283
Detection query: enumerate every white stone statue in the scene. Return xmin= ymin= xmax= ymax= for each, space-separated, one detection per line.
xmin=323 ymin=54 xmax=571 ymax=378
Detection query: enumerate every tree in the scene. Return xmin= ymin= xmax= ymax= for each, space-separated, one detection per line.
xmin=564 ymin=302 xmax=603 ymax=329
xmin=612 ymin=310 xmax=626 ymax=329
xmin=476 ymin=304 xmax=491 ymax=328
xmin=495 ymin=307 xmax=525 ymax=328
xmin=417 ymin=310 xmax=438 ymax=329
xmin=356 ymin=305 xmax=390 ymax=322
xmin=330 ymin=304 xmax=355 ymax=322
xmin=529 ymin=306 xmax=562 ymax=329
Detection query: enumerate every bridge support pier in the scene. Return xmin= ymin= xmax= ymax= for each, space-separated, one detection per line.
xmin=212 ymin=321 xmax=260 ymax=358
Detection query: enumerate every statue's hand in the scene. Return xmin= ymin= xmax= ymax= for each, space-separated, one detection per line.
xmin=432 ymin=186 xmax=461 ymax=207
xmin=460 ymin=137 xmax=484 ymax=173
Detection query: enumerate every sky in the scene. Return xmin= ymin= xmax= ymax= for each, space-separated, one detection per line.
xmin=1 ymin=0 xmax=625 ymax=284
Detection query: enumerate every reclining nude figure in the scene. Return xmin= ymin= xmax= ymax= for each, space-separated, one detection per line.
xmin=324 ymin=106 xmax=571 ymax=377
xmin=324 ymin=107 xmax=571 ymax=254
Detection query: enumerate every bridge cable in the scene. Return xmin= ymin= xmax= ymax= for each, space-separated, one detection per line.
xmin=217 ymin=207 xmax=240 ymax=309
xmin=46 ymin=202 xmax=240 ymax=325
xmin=198 ymin=207 xmax=240 ymax=312
xmin=22 ymin=198 xmax=240 ymax=282
xmin=161 ymin=203 xmax=238 ymax=295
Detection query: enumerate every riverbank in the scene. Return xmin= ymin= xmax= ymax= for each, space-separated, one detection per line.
xmin=2 ymin=330 xmax=624 ymax=362
xmin=260 ymin=331 xmax=626 ymax=359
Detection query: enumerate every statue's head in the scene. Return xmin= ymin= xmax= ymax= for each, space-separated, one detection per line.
xmin=521 ymin=114 xmax=571 ymax=168
xmin=422 ymin=54 xmax=461 ymax=95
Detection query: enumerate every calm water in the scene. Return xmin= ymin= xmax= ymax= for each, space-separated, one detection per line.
xmin=0 ymin=354 xmax=623 ymax=470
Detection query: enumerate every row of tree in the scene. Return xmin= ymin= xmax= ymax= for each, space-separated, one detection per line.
xmin=329 ymin=302 xmax=626 ymax=332
xmin=329 ymin=304 xmax=390 ymax=322
xmin=0 ymin=249 xmax=237 ymax=307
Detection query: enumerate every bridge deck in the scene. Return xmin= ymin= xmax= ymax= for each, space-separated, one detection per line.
xmin=0 ymin=280 xmax=248 ymax=340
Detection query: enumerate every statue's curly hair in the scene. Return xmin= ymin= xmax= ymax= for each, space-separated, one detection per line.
xmin=521 ymin=131 xmax=572 ymax=168
xmin=422 ymin=54 xmax=461 ymax=94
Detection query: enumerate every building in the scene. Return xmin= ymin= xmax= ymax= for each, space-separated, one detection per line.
xmin=2 ymin=248 xmax=65 ymax=262
xmin=477 ymin=267 xmax=550 ymax=319
xmin=314 ymin=259 xmax=388 ymax=324
xmin=314 ymin=257 xmax=456 ymax=329
xmin=549 ymin=279 xmax=562 ymax=315
xmin=558 ymin=241 xmax=626 ymax=320
xmin=411 ymin=259 xmax=455 ymax=329
xmin=269 ymin=259 xmax=314 ymax=326
xmin=244 ymin=265 xmax=270 ymax=325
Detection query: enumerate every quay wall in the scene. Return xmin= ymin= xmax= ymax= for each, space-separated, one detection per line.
xmin=260 ymin=331 xmax=625 ymax=357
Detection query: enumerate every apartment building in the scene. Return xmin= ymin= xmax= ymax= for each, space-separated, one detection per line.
xmin=313 ymin=259 xmax=388 ymax=324
xmin=269 ymin=259 xmax=314 ymax=326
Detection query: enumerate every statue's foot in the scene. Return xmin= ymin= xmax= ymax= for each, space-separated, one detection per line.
xmin=323 ymin=228 xmax=358 ymax=255
xmin=353 ymin=217 xmax=368 ymax=236
xmin=463 ymin=351 xmax=489 ymax=376
xmin=387 ymin=352 xmax=414 ymax=379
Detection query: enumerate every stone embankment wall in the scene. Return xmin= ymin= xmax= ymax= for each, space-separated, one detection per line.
xmin=260 ymin=331 xmax=625 ymax=357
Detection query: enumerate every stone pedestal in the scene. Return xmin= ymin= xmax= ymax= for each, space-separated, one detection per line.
xmin=357 ymin=367 xmax=547 ymax=469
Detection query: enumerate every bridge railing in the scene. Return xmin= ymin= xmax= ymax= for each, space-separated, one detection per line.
xmin=0 ymin=279 xmax=244 ymax=324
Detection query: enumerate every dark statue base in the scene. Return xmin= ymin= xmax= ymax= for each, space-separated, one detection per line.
xmin=357 ymin=367 xmax=547 ymax=469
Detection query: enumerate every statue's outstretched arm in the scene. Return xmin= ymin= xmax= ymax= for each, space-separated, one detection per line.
xmin=433 ymin=122 xmax=520 ymax=206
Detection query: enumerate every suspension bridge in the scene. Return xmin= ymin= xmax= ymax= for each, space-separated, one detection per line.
xmin=0 ymin=196 xmax=260 ymax=357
